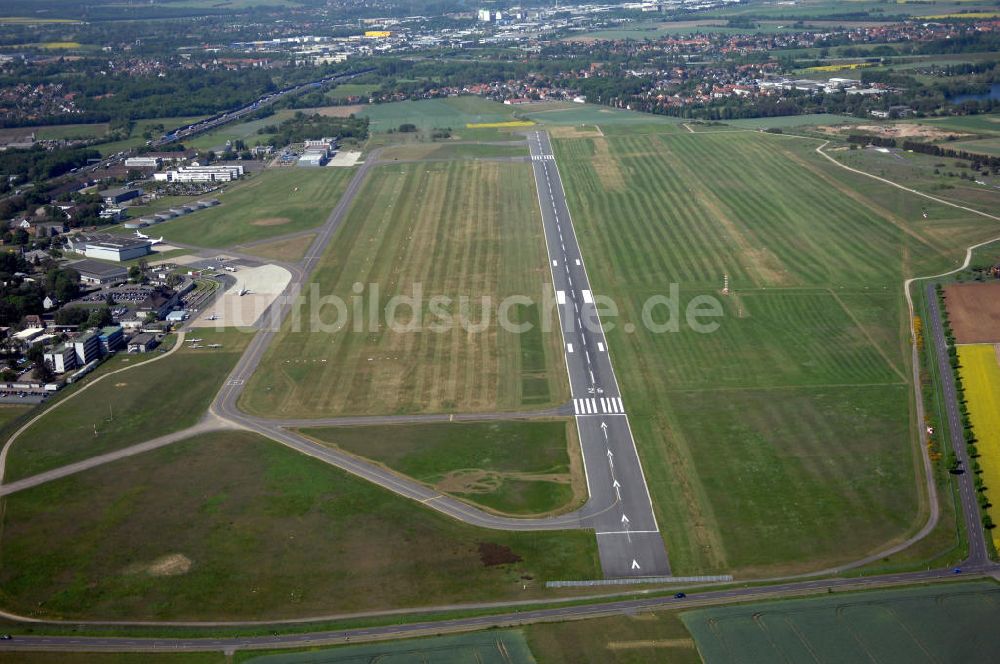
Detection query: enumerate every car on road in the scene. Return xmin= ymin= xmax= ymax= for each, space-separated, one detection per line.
xmin=674 ymin=592 xmax=686 ymax=599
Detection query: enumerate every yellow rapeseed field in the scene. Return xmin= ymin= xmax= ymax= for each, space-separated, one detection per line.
xmin=958 ymin=344 xmax=1000 ymax=550
xmin=919 ymin=12 xmax=1000 ymax=19
xmin=465 ymin=120 xmax=535 ymax=129
xmin=806 ymin=63 xmax=875 ymax=72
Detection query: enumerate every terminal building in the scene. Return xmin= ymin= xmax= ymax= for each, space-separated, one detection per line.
xmin=153 ymin=164 xmax=244 ymax=183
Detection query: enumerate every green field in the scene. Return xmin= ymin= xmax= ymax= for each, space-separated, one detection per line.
xmin=703 ymin=0 xmax=1000 ymax=19
xmin=301 ymin=420 xmax=584 ymax=516
xmin=526 ymin=610 xmax=699 ymax=664
xmin=361 ymin=97 xmax=519 ymax=133
xmin=683 ymin=582 xmax=1000 ymax=663
xmin=181 ymin=110 xmax=297 ymax=151
xmin=911 ymin=113 xmax=1000 ymax=137
xmin=0 ymin=405 xmax=29 ymax=429
xmin=328 ymin=83 xmax=378 ymax=100
xmin=554 ymin=130 xmax=1000 ymax=575
xmin=947 ymin=137 xmax=1000 ymax=157
xmin=245 ymin=631 xmax=535 ymax=664
xmin=4 ymin=328 xmax=253 ymax=482
xmin=0 ymin=656 xmax=221 ymax=664
xmin=379 ymin=142 xmax=529 ymax=161
xmin=33 ymin=123 xmax=109 ymax=141
xmin=155 ymin=168 xmax=354 ymax=248
xmin=832 ymin=144 xmax=1000 ymax=214
xmin=241 ymin=159 xmax=569 ymax=418
xmin=0 ymin=430 xmax=598 ymax=620
xmin=720 ymin=113 xmax=863 ymax=129
xmin=523 ymin=104 xmax=685 ymax=131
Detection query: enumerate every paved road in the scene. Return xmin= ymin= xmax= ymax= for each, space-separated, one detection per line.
xmin=1 ymin=563 xmax=995 ymax=653
xmin=527 ymin=131 xmax=670 ymax=577
xmin=925 ymin=282 xmax=989 ymax=564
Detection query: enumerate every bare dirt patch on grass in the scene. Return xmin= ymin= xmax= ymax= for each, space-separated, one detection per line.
xmin=124 ymin=553 xmax=192 ymax=577
xmin=548 ymin=125 xmax=601 ymax=139
xmin=591 ymin=137 xmax=626 ymax=192
xmin=944 ymin=282 xmax=1000 ymax=343
xmin=243 ymin=233 xmax=316 ymax=262
xmin=819 ymin=123 xmax=969 ymax=141
xmin=436 ymin=469 xmax=572 ymax=494
xmin=303 ymin=104 xmax=364 ymax=118
xmin=250 ymin=217 xmax=292 ymax=227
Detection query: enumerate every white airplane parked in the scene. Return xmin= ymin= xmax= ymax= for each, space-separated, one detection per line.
xmin=206 ymin=313 xmax=220 ymax=321
xmin=134 ymin=230 xmax=164 ymax=244
xmin=187 ymin=338 xmax=204 ymax=343
xmin=238 ymin=283 xmax=251 ymax=296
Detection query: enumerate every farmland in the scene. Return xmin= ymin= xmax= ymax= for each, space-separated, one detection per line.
xmin=3 ymin=328 xmax=253 ymax=482
xmin=554 ymin=130 xmax=1000 ymax=574
xmin=944 ymin=282 xmax=1000 ymax=343
xmin=155 ymin=168 xmax=354 ymax=248
xmin=682 ymin=582 xmax=1000 ymax=663
xmin=241 ymin=159 xmax=569 ymax=418
xmin=957 ymin=344 xmax=1000 ymax=551
xmin=0 ymin=430 xmax=598 ymax=620
xmin=525 ymin=610 xmax=699 ymax=664
xmin=300 ymin=420 xmax=585 ymax=516
xmin=244 ymin=631 xmax=535 ymax=664
xmin=360 ymin=97 xmax=520 ymax=134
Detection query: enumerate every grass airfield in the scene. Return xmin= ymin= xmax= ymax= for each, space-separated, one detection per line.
xmin=0 ymin=430 xmax=597 ymax=620
xmin=554 ymin=129 xmax=1000 ymax=575
xmin=241 ymin=159 xmax=569 ymax=418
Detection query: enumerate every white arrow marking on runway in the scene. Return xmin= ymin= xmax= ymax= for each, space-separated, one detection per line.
xmin=632 ymin=559 xmax=641 ymax=571
xmin=601 ymin=421 xmax=608 ymax=438
xmin=613 ymin=479 xmax=622 ymax=501
xmin=621 ymin=513 xmax=629 ymax=525
xmin=622 ymin=513 xmax=631 ymax=542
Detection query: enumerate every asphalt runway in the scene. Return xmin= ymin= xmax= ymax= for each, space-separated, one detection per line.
xmin=527 ymin=131 xmax=671 ymax=577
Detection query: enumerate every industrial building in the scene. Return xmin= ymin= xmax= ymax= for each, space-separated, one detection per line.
xmin=297 ymin=152 xmax=327 ymax=167
xmin=68 ymin=259 xmax=129 ymax=286
xmin=124 ymin=157 xmax=162 ymax=168
xmin=127 ymin=333 xmax=158 ymax=353
xmin=303 ymin=137 xmax=337 ymax=155
xmin=99 ymin=187 xmax=141 ymax=206
xmin=65 ymin=233 xmax=152 ymax=262
xmin=153 ymin=164 xmax=244 ymax=183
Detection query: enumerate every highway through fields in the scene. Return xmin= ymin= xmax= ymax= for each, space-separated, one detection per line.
xmin=1 ymin=564 xmax=997 ymax=653
xmin=925 ymin=282 xmax=989 ymax=564
xmin=527 ymin=131 xmax=671 ymax=577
